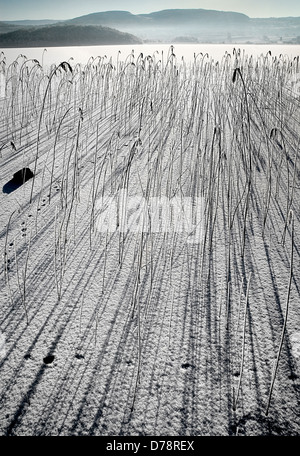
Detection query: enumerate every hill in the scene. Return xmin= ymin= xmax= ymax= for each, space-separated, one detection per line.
xmin=0 ymin=21 xmax=26 ymax=35
xmin=68 ymin=8 xmax=250 ymax=26
xmin=67 ymin=10 xmax=144 ymax=27
xmin=65 ymin=9 xmax=300 ymax=43
xmin=0 ymin=24 xmax=142 ymax=47
xmin=138 ymin=8 xmax=250 ymax=24
xmin=3 ymin=19 xmax=61 ymax=26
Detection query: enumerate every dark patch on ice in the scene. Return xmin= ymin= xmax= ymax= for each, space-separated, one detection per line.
xmin=181 ymin=363 xmax=195 ymax=370
xmin=229 ymin=412 xmax=294 ymax=435
xmin=233 ymin=371 xmax=240 ymax=377
xmin=75 ymin=353 xmax=84 ymax=359
xmin=43 ymin=355 xmax=55 ymax=365
xmin=288 ymin=372 xmax=298 ymax=380
xmin=3 ymin=168 xmax=34 ymax=194
xmin=228 ymin=423 xmax=238 ymax=435
xmin=24 ymin=354 xmax=31 ymax=360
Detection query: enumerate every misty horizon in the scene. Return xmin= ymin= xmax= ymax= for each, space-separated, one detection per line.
xmin=1 ymin=0 xmax=300 ymax=21
xmin=2 ymin=8 xmax=300 ymax=22
xmin=1 ymin=7 xmax=300 ymax=47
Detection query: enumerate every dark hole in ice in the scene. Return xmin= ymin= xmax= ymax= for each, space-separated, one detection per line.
xmin=181 ymin=363 xmax=195 ymax=370
xmin=3 ymin=168 xmax=34 ymax=194
xmin=75 ymin=353 xmax=84 ymax=359
xmin=43 ymin=355 xmax=55 ymax=365
xmin=24 ymin=354 xmax=31 ymax=360
xmin=234 ymin=371 xmax=240 ymax=377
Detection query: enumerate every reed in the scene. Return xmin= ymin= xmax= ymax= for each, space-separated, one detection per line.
xmin=266 ymin=211 xmax=294 ymax=416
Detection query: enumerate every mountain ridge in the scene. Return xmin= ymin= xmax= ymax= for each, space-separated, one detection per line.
xmin=1 ymin=9 xmax=300 ymax=45
xmin=67 ymin=9 xmax=251 ymax=25
xmin=64 ymin=9 xmax=300 ymax=42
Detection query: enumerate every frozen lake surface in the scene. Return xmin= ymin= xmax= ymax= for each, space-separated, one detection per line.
xmin=0 ymin=37 xmax=300 ymax=436
xmin=1 ymin=43 xmax=300 ymax=67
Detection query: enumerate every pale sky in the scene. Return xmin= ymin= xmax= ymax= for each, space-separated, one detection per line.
xmin=0 ymin=0 xmax=299 ymax=21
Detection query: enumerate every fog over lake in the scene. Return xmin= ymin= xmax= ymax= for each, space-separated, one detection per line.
xmin=2 ymin=43 xmax=300 ymax=67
